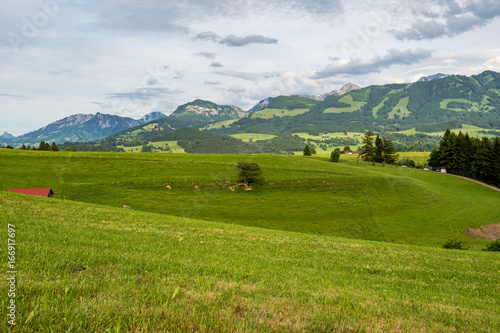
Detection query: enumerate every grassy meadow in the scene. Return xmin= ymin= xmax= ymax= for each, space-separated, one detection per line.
xmin=1 ymin=191 xmax=500 ymax=332
xmin=1 ymin=149 xmax=498 ymax=249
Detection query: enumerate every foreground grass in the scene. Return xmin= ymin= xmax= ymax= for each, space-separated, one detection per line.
xmin=1 ymin=192 xmax=499 ymax=332
xmin=1 ymin=150 xmax=498 ymax=248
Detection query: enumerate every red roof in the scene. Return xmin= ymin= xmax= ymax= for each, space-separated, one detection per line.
xmin=7 ymin=188 xmax=54 ymax=197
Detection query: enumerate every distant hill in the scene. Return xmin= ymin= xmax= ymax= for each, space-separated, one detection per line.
xmin=417 ymin=73 xmax=450 ymax=82
xmin=7 ymin=111 xmax=166 ymax=146
xmin=1 ymin=132 xmax=15 ymax=140
xmin=59 ymin=70 xmax=500 ymax=153
xmin=59 ymin=100 xmax=248 ymax=151
xmin=249 ymin=83 xmax=361 ymax=113
xmin=222 ymin=70 xmax=500 ymax=136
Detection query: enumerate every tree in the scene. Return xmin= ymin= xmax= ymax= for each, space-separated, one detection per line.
xmin=19 ymin=144 xmax=26 ymax=150
xmin=50 ymin=142 xmax=59 ymax=151
xmin=439 ymin=129 xmax=456 ymax=170
xmin=310 ymin=148 xmax=317 ymax=155
xmin=64 ymin=146 xmax=76 ymax=152
xmin=343 ymin=146 xmax=351 ymax=151
xmin=236 ymin=162 xmax=263 ymax=187
xmin=427 ymin=150 xmax=441 ymax=168
xmin=330 ymin=148 xmax=340 ymax=162
xmin=359 ymin=131 xmax=375 ymax=161
xmin=381 ymin=137 xmax=398 ymax=164
xmin=303 ymin=145 xmax=311 ymax=156
xmin=373 ymin=135 xmax=383 ymax=163
xmin=38 ymin=141 xmax=50 ymax=151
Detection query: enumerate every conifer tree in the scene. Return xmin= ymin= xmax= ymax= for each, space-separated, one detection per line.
xmin=359 ymin=131 xmax=375 ymax=161
xmin=303 ymin=145 xmax=311 ymax=156
xmin=439 ymin=129 xmax=456 ymax=170
xmin=381 ymin=137 xmax=398 ymax=164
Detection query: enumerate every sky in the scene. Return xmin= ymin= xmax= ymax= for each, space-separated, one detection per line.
xmin=1 ymin=0 xmax=500 ymax=136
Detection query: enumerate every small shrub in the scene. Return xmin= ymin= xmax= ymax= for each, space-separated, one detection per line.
xmin=442 ymin=238 xmax=469 ymax=250
xmin=483 ymin=239 xmax=500 ymax=252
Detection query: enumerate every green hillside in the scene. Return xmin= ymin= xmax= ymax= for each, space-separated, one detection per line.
xmin=53 ymin=71 xmax=500 ymax=154
xmin=2 ymin=187 xmax=499 ymax=332
xmin=2 ymin=149 xmax=499 ymax=249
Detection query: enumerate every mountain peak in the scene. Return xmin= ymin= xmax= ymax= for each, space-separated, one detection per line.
xmin=1 ymin=132 xmax=15 ymax=140
xmin=417 ymin=73 xmax=450 ymax=82
xmin=140 ymin=111 xmax=167 ymax=123
xmin=173 ymin=99 xmax=246 ymax=118
xmin=337 ymin=82 xmax=361 ymax=95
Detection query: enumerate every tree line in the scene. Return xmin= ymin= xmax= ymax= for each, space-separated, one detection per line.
xmin=358 ymin=131 xmax=398 ymax=164
xmin=428 ymin=129 xmax=500 ymax=187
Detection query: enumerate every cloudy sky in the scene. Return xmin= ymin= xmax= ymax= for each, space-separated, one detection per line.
xmin=1 ymin=0 xmax=500 ymax=136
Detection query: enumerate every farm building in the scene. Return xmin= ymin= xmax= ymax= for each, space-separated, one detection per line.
xmin=7 ymin=188 xmax=54 ymax=198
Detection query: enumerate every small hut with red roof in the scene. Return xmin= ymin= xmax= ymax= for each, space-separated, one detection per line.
xmin=8 ymin=188 xmax=54 ymax=198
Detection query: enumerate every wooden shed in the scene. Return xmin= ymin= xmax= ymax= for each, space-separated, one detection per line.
xmin=7 ymin=188 xmax=54 ymax=198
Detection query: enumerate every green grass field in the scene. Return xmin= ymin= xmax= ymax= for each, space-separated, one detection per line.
xmin=1 ymin=149 xmax=498 ymax=248
xmin=396 ymin=124 xmax=500 ymax=139
xmin=1 ymin=190 xmax=499 ymax=332
xmin=2 ymin=149 xmax=500 ymax=331
xmin=201 ymin=119 xmax=240 ymax=130
xmin=439 ymin=97 xmax=495 ymax=112
xmin=324 ymin=95 xmax=366 ymax=114
xmin=388 ymin=96 xmax=410 ymax=119
xmin=250 ymin=108 xmax=310 ymax=119
xmin=229 ymin=133 xmax=277 ymax=142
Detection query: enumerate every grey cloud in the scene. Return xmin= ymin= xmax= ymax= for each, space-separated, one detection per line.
xmin=392 ymin=0 xmax=500 ymax=40
xmin=0 ymin=93 xmax=29 ymax=99
xmin=228 ymin=85 xmax=246 ymax=94
xmin=194 ymin=31 xmax=220 ymax=42
xmin=108 ymin=87 xmax=184 ymax=102
xmin=214 ymin=70 xmax=279 ymax=81
xmin=194 ymin=52 xmax=217 ymax=59
xmin=392 ymin=19 xmax=446 ymax=40
xmin=314 ymin=49 xmax=432 ymax=78
xmin=98 ymin=0 xmax=343 ymax=33
xmin=204 ymin=80 xmax=221 ymax=85
xmin=220 ymin=34 xmax=278 ymax=47
xmin=210 ymin=62 xmax=223 ymax=68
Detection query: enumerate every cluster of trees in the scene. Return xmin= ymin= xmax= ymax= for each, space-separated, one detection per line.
xmin=428 ymin=129 xmax=500 ymax=187
xmin=358 ymin=131 xmax=398 ymax=164
xmin=11 ymin=141 xmax=60 ymax=151
xmin=302 ymin=145 xmax=317 ymax=156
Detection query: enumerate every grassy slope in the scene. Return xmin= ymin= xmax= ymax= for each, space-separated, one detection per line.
xmin=250 ymin=108 xmax=310 ymax=119
xmin=397 ymin=124 xmax=500 ymax=139
xmin=324 ymin=95 xmax=366 ymax=114
xmin=1 ymin=150 xmax=499 ymax=249
xmin=1 ymin=192 xmax=499 ymax=332
xmin=229 ymin=133 xmax=278 ymax=142
xmin=388 ymin=96 xmax=410 ymax=119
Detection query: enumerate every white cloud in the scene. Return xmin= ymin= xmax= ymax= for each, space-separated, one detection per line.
xmin=1 ymin=0 xmax=500 ymax=135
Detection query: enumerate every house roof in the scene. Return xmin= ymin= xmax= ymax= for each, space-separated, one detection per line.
xmin=7 ymin=188 xmax=54 ymax=197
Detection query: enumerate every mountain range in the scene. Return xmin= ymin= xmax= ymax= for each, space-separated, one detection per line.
xmin=4 ymin=71 xmax=500 ymax=152
xmin=5 ymin=111 xmax=166 ymax=146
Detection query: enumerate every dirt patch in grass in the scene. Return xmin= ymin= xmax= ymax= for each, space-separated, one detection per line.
xmin=464 ymin=223 xmax=500 ymax=240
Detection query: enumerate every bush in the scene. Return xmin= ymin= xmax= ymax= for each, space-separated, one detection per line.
xmin=236 ymin=162 xmax=263 ymax=186
xmin=483 ymin=239 xmax=500 ymax=252
xmin=442 ymin=238 xmax=469 ymax=250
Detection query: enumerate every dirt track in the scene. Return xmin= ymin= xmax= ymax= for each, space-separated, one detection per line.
xmin=446 ymin=174 xmax=500 ymax=192
xmin=445 ymin=174 xmax=500 ymax=240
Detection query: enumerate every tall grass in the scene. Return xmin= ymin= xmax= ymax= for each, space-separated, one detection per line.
xmin=1 ymin=192 xmax=499 ymax=332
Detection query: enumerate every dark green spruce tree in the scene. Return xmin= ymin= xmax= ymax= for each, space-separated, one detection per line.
xmin=359 ymin=131 xmax=375 ymax=161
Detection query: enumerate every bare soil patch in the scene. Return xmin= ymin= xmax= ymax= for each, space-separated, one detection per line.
xmin=464 ymin=223 xmax=500 ymax=240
